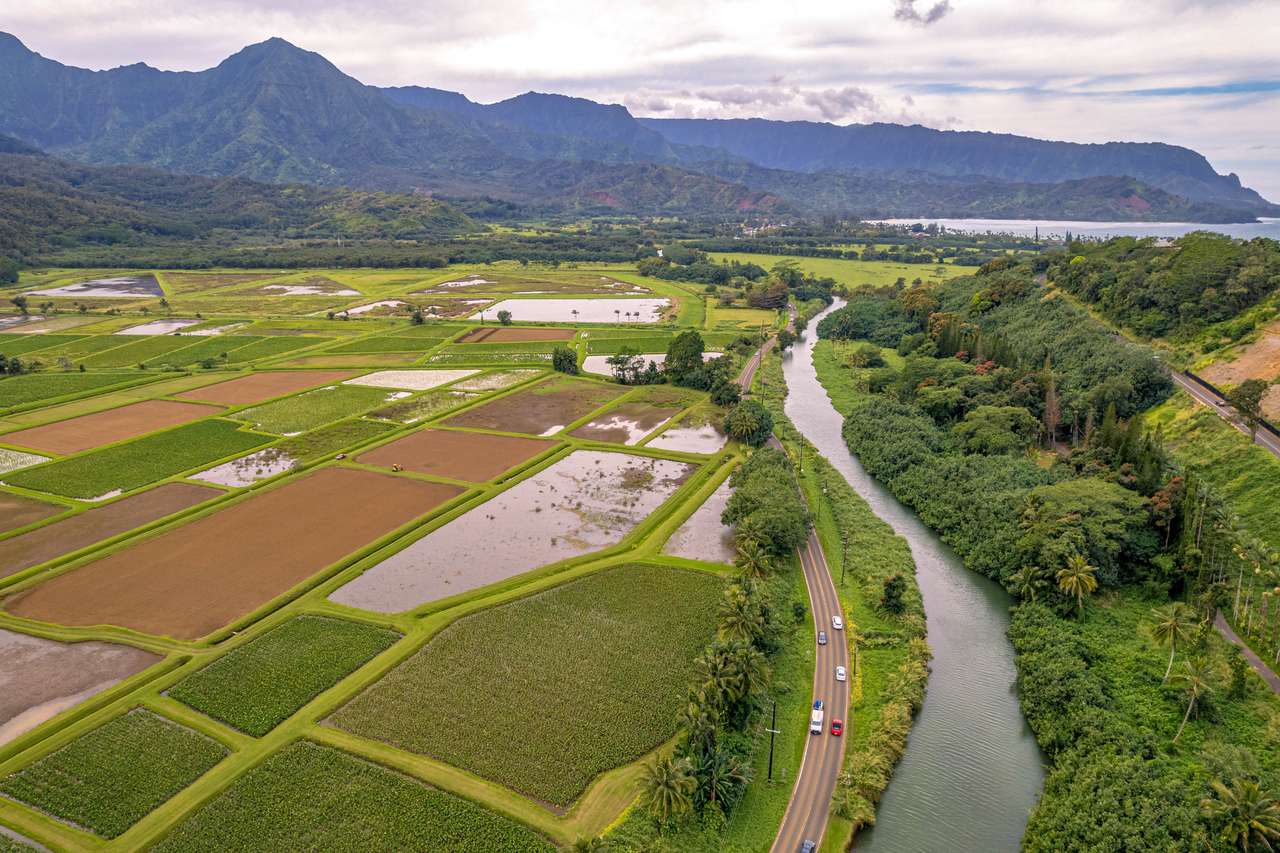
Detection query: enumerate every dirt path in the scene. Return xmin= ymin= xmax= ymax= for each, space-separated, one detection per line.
xmin=1215 ymin=610 xmax=1280 ymax=694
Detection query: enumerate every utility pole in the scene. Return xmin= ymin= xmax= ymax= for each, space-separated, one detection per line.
xmin=766 ymin=700 xmax=780 ymax=782
xmin=840 ymin=528 xmax=848 ymax=587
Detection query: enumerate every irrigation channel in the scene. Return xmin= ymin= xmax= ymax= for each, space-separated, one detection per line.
xmin=780 ymin=300 xmax=1044 ymax=851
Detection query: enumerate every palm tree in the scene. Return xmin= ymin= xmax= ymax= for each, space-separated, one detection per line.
xmin=1149 ymin=602 xmax=1199 ymax=683
xmin=615 ymin=309 xmax=622 ymax=323
xmin=698 ymin=746 xmax=753 ymax=808
xmin=1170 ymin=656 xmax=1215 ymax=743
xmin=717 ymin=587 xmax=763 ymax=643
xmin=571 ymin=308 xmax=579 ymax=323
xmin=571 ymin=836 xmax=606 ymax=853
xmin=1201 ymin=778 xmax=1280 ymax=851
xmin=1057 ymin=553 xmax=1098 ymax=618
xmin=734 ymin=540 xmax=773 ymax=579
xmin=641 ymin=755 xmax=695 ymax=823
xmin=1010 ymin=564 xmax=1050 ymax=604
xmin=695 ymin=648 xmax=744 ymax=706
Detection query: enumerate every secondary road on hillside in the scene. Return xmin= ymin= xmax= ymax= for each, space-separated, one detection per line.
xmin=1170 ymin=372 xmax=1280 ymax=460
xmin=771 ymin=526 xmax=851 ymax=853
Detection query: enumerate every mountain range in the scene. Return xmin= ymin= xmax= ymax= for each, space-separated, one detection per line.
xmin=1 ymin=32 xmax=1274 ymax=222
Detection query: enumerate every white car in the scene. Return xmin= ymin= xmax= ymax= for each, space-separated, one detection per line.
xmin=832 ymin=615 xmax=844 ymax=630
xmin=836 ymin=666 xmax=847 ymax=682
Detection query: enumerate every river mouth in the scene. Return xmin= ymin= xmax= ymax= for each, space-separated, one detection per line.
xmin=782 ymin=301 xmax=1044 ymax=852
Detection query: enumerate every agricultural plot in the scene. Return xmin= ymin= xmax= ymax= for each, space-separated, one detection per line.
xmin=0 ymin=709 xmax=227 ymax=838
xmin=117 ymin=319 xmax=201 ymax=335
xmin=323 ymin=336 xmax=443 ymax=354
xmin=480 ymin=297 xmax=670 ymax=324
xmin=388 ymin=323 xmax=466 ymax=339
xmin=152 ymin=740 xmax=555 ymax=853
xmin=645 ymin=406 xmax=729 ymax=454
xmin=272 ymin=418 xmax=398 ymax=461
xmin=357 ymin=429 xmax=554 ymax=482
xmin=0 ymin=372 xmax=145 ymax=410
xmin=708 ymin=251 xmax=965 ymax=288
xmin=21 ymin=335 xmax=140 ymax=360
xmin=221 ymin=337 xmax=329 ymax=363
xmin=233 ymin=385 xmax=394 ymax=434
xmin=569 ymin=401 xmax=683 ymax=445
xmin=0 ymin=449 xmax=49 ymax=476
xmin=367 ymin=390 xmax=480 ymax=424
xmin=0 ymin=493 xmax=61 ymax=535
xmin=244 ymin=276 xmax=359 ymax=297
xmin=0 ymin=629 xmax=161 ymax=747
xmin=444 ymin=375 xmax=626 ymax=436
xmin=417 ymin=270 xmax=649 ymax=296
xmin=331 ymin=563 xmax=719 ymax=805
xmin=279 ymin=353 xmax=419 ymax=369
xmin=0 ymin=334 xmax=87 ymax=356
xmin=343 ymin=369 xmax=476 ymax=391
xmin=449 ymin=369 xmax=542 ymax=392
xmin=176 ymin=370 xmax=358 ymax=406
xmin=456 ymin=327 xmax=576 ymax=343
xmin=6 ymin=468 xmax=463 ymax=639
xmin=25 ymin=274 xmax=162 ymax=299
xmin=0 ymin=484 xmax=217 ymax=580
xmin=426 ymin=346 xmax=555 ymax=366
xmin=663 ymin=480 xmax=737 ymax=564
xmin=5 ymin=419 xmax=271 ymax=500
xmin=161 ymin=272 xmax=282 ymax=295
xmin=330 ymin=451 xmax=693 ymax=612
xmin=190 ymin=448 xmax=300 ymax=488
xmin=169 ymin=616 xmax=400 ymax=736
xmin=1 ymin=399 xmax=222 ymax=456
xmin=706 ymin=305 xmax=778 ymax=331
xmin=77 ymin=336 xmax=204 ymax=368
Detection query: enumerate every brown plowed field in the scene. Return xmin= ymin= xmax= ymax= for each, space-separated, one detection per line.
xmin=357 ymin=429 xmax=555 ymax=482
xmin=456 ymin=327 xmax=576 ymax=343
xmin=0 ymin=494 xmax=63 ymax=535
xmin=175 ymin=371 xmax=359 ymax=406
xmin=1203 ymin=320 xmax=1280 ymax=418
xmin=5 ymin=468 xmax=463 ymax=640
xmin=1 ymin=400 xmax=222 ymax=455
xmin=0 ymin=483 xmax=217 ymax=580
xmin=444 ymin=377 xmax=625 ymax=436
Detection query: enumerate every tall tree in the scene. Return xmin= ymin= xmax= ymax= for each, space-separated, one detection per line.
xmin=1170 ymin=657 xmax=1214 ymax=743
xmin=1149 ymin=602 xmax=1199 ymax=683
xmin=641 ymin=755 xmax=695 ymax=823
xmin=1201 ymin=778 xmax=1280 ymax=851
xmin=1227 ymin=379 xmax=1270 ymax=440
xmin=1043 ymin=354 xmax=1060 ymax=448
xmin=1056 ymin=552 xmax=1099 ymax=618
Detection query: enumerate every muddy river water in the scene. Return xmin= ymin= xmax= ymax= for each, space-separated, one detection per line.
xmin=782 ymin=300 xmax=1044 ymax=852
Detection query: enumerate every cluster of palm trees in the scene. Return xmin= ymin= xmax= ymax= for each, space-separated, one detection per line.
xmin=638 ymin=579 xmax=772 ymax=826
xmin=1010 ymin=551 xmax=1099 ymax=618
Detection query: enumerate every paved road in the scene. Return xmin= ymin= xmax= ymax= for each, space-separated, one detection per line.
xmin=1215 ymin=610 xmax=1280 ymax=694
xmin=1171 ymin=372 xmax=1280 ymax=460
xmin=771 ymin=526 xmax=851 ymax=853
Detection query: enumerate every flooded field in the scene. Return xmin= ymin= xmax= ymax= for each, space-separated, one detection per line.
xmin=581 ymin=351 xmax=718 ymax=376
xmin=662 ymin=480 xmax=736 ymax=564
xmin=118 ymin=319 xmax=201 ymax=335
xmin=343 ymin=369 xmax=477 ymax=391
xmin=477 ymin=298 xmax=670 ymax=324
xmin=329 ymin=450 xmax=694 ymax=612
xmin=450 ymin=370 xmax=542 ymax=392
xmin=343 ymin=300 xmax=409 ymax=316
xmin=569 ymin=402 xmax=681 ymax=445
xmin=369 ymin=390 xmax=479 ymax=424
xmin=260 ymin=279 xmax=359 ymax=296
xmin=646 ymin=411 xmax=728 ymax=454
xmin=26 ymin=275 xmax=163 ymax=298
xmin=444 ymin=376 xmax=624 ymax=436
xmin=192 ymin=448 xmax=299 ymax=487
xmin=0 ymin=629 xmax=161 ymax=746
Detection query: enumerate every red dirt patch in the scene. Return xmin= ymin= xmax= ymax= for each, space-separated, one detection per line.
xmin=0 ymin=483 xmax=217 ymax=580
xmin=1202 ymin=320 xmax=1280 ymax=418
xmin=175 ymin=371 xmax=359 ymax=406
xmin=444 ymin=376 xmax=626 ymax=436
xmin=357 ymin=429 xmax=555 ymax=481
xmin=456 ymin=327 xmax=577 ymax=343
xmin=1 ymin=400 xmax=223 ymax=455
xmin=5 ymin=468 xmax=463 ymax=640
xmin=0 ymin=494 xmax=63 ymax=535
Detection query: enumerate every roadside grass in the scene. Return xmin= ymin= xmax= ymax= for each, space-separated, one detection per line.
xmin=233 ymin=385 xmax=392 ymax=434
xmin=273 ymin=418 xmax=399 ymax=461
xmin=0 ymin=709 xmax=227 ymax=839
xmin=152 ymin=740 xmax=556 ymax=853
xmin=368 ymin=390 xmax=480 ymax=423
xmin=5 ymin=419 xmax=271 ymax=499
xmin=0 ymin=372 xmax=146 ymax=409
xmin=169 ymin=616 xmax=400 ymax=736
xmin=708 ymin=252 xmax=965 ymax=288
xmin=328 ymin=563 xmax=720 ymax=807
xmin=1145 ymin=391 xmax=1280 ymax=549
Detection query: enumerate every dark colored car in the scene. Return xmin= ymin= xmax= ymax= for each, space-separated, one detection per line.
xmin=818 ymin=631 xmax=827 ymax=645
xmin=812 ymin=699 xmax=823 ymax=711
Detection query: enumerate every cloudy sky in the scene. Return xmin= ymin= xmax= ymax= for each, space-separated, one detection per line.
xmin=9 ymin=0 xmax=1280 ymax=198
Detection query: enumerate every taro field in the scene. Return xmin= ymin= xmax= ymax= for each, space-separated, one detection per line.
xmin=0 ymin=263 xmax=766 ymax=851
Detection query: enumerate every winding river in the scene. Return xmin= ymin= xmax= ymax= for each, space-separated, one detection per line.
xmin=781 ymin=300 xmax=1045 ymax=852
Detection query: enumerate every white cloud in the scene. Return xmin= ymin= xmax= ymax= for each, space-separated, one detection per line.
xmin=6 ymin=0 xmax=1279 ymax=197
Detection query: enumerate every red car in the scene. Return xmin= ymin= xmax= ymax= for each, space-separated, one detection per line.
xmin=830 ymin=719 xmax=843 ymax=736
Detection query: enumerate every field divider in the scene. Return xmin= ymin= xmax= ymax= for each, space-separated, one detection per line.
xmin=139 ymin=696 xmax=253 ymax=752
xmin=0 ymin=796 xmax=104 ymax=853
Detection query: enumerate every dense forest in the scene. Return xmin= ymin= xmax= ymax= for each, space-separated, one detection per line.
xmin=817 ymin=261 xmax=1280 ymax=850
xmin=1046 ymin=232 xmax=1280 ymax=341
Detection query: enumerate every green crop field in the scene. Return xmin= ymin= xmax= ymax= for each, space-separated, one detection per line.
xmin=222 ymin=337 xmax=329 ymax=363
xmin=6 ymin=418 xmax=272 ymax=498
xmin=0 ymin=334 xmax=88 ymax=356
xmin=709 ymin=251 xmax=966 ymax=288
xmin=368 ymin=390 xmax=478 ymax=423
xmin=393 ymin=323 xmax=466 ymax=338
xmin=0 ymin=372 xmax=146 ymax=408
xmin=234 ymin=385 xmax=392 ymax=434
xmin=0 ymin=709 xmax=227 ymax=839
xmin=324 ymin=336 xmax=441 ymax=354
xmin=153 ymin=741 xmax=555 ymax=852
xmin=330 ymin=563 xmax=720 ymax=806
xmin=170 ymin=616 xmax=400 ymax=736
xmin=272 ymin=417 xmax=399 ymax=460
xmin=77 ymin=336 xmax=202 ymax=368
